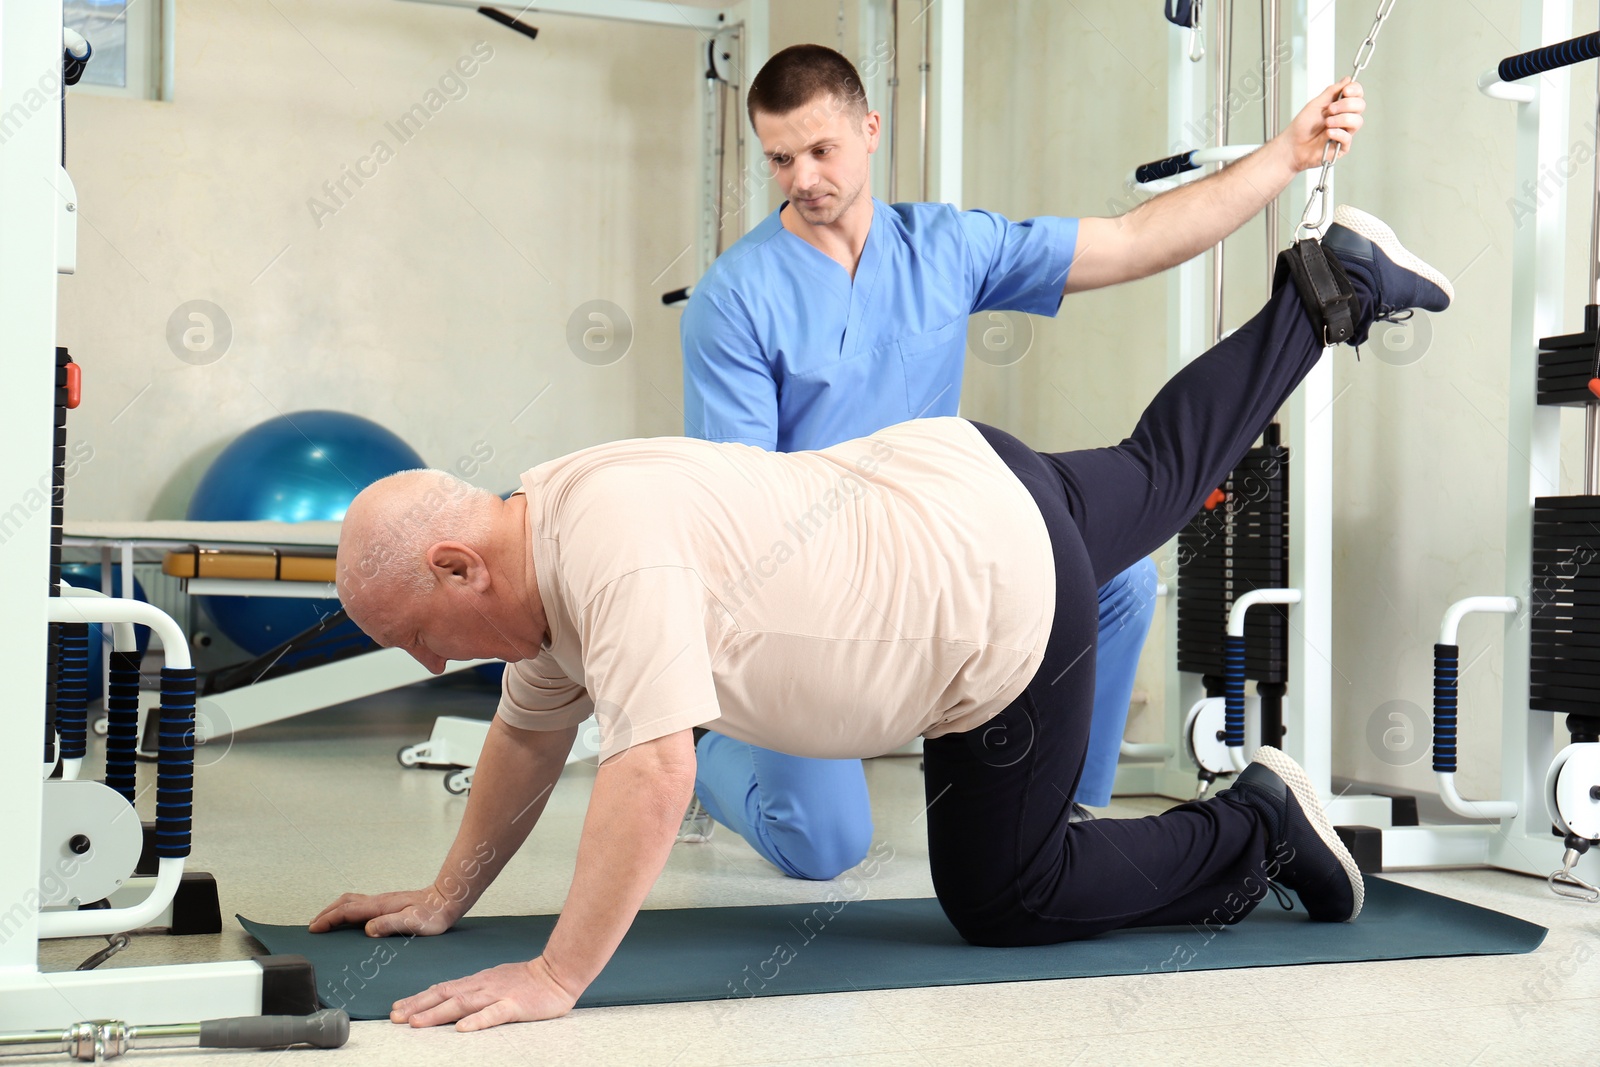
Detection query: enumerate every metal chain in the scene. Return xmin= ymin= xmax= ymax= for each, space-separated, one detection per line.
xmin=1296 ymin=0 xmax=1401 ymax=237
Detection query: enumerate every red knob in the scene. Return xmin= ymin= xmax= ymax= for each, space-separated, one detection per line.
xmin=65 ymin=362 xmax=81 ymax=409
xmin=1204 ymin=488 xmax=1226 ymax=511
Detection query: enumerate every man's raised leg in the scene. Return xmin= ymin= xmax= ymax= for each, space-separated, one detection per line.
xmin=925 ymin=208 xmax=1453 ymax=947
xmin=1038 ymin=206 xmax=1453 ymax=590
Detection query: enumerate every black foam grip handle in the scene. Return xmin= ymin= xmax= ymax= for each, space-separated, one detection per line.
xmin=56 ymin=624 xmax=89 ymax=760
xmin=1433 ymin=643 xmax=1459 ymax=774
xmin=662 ymin=286 xmax=692 ymax=306
xmin=155 ymin=666 xmax=196 ymax=858
xmin=1499 ymin=31 xmax=1599 ymax=83
xmin=104 ymin=651 xmax=142 ymax=801
xmin=198 ymin=1010 xmax=350 ymax=1050
xmin=1134 ymin=150 xmax=1198 ymax=185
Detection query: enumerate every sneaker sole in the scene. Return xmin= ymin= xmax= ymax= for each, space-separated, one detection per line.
xmin=1331 ymin=206 xmax=1454 ymax=304
xmin=1249 ymin=745 xmax=1366 ymax=920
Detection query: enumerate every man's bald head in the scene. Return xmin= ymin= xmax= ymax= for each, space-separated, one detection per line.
xmin=337 ymin=468 xmax=500 ymax=631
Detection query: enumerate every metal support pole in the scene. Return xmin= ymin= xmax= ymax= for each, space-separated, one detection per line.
xmin=887 ymin=0 xmax=899 ymax=202
xmin=1263 ymin=0 xmax=1281 ymax=272
xmin=919 ymin=4 xmax=931 ymax=201
xmin=1586 ymin=48 xmax=1600 ymax=494
xmin=1212 ymin=0 xmax=1233 ymax=344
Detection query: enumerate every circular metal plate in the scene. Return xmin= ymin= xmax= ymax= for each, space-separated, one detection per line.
xmin=40 ymin=779 xmax=144 ymax=907
xmin=1548 ymin=743 xmax=1600 ymax=840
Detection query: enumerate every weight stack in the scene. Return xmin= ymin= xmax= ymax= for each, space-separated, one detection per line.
xmin=1176 ymin=439 xmax=1290 ymax=683
xmin=1535 ymin=304 xmax=1598 ymax=406
xmin=1530 ymin=494 xmax=1600 ymax=716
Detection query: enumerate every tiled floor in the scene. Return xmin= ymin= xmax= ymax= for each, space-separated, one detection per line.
xmin=31 ymin=678 xmax=1600 ymax=1066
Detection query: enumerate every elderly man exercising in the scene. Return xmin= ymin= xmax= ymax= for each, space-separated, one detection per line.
xmin=682 ymin=43 xmax=1367 ymax=876
xmin=312 ymin=207 xmax=1452 ymax=1032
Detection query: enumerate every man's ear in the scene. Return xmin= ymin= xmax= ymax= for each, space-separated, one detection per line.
xmin=861 ymin=109 xmax=881 ymax=153
xmin=424 ymin=541 xmax=492 ymax=593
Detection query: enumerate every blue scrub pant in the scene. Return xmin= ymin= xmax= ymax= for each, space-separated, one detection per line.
xmin=694 ymin=524 xmax=1158 ymax=882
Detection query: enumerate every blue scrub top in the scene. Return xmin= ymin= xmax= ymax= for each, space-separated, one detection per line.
xmin=681 ymin=198 xmax=1078 ymax=452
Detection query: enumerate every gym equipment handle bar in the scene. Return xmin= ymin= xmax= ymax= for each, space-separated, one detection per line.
xmin=0 ymin=1010 xmax=349 ymax=1061
xmin=1127 ymin=144 xmax=1259 ymax=192
xmin=1479 ymin=31 xmax=1599 ymax=102
xmin=1432 ymin=597 xmax=1520 ymax=821
xmin=1223 ymin=589 xmax=1302 ymax=773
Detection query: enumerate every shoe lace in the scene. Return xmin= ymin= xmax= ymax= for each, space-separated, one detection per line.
xmin=1264 ymin=880 xmax=1296 ymax=912
xmin=1351 ymin=304 xmax=1414 ymax=361
xmin=1374 ymin=304 xmax=1413 ymax=325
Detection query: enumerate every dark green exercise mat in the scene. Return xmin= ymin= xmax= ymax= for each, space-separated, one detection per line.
xmin=240 ymin=878 xmax=1545 ymax=1020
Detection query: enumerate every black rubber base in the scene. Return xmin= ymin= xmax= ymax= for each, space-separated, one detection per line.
xmin=1372 ymin=792 xmax=1421 ymax=828
xmin=259 ymin=954 xmax=321 ymax=1015
xmin=170 ymin=871 xmax=223 ymax=935
xmin=1336 ymin=825 xmax=1385 ymax=874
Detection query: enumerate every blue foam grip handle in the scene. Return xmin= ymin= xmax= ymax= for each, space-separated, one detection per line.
xmin=1134 ymin=150 xmax=1199 ymax=185
xmin=156 ymin=666 xmax=196 ymax=858
xmin=1223 ymin=633 xmax=1246 ymax=748
xmin=1433 ymin=643 xmax=1459 ymax=774
xmin=55 ymin=623 xmax=89 ymax=760
xmin=1498 ymin=31 xmax=1600 ymax=84
xmin=104 ymin=651 xmax=142 ymax=802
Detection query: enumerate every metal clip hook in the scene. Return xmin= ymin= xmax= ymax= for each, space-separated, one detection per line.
xmin=1187 ymin=0 xmax=1205 ymax=62
xmin=1548 ymin=847 xmax=1600 ymax=902
xmin=1296 ymin=136 xmax=1342 ymax=239
xmin=75 ymin=932 xmax=131 ymax=971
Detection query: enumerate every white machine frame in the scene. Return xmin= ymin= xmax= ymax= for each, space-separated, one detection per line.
xmin=1114 ymin=0 xmax=1580 ymax=885
xmin=1 ymin=0 xmax=293 ymax=1028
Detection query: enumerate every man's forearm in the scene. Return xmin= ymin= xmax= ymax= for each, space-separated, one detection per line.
xmin=539 ymin=729 xmax=697 ymax=996
xmin=431 ymin=716 xmax=576 ymax=920
xmin=1067 ymin=140 xmax=1299 ymax=293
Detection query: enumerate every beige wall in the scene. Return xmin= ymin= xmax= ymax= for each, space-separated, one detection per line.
xmin=58 ymin=0 xmax=1600 ymax=794
xmin=60 ymin=0 xmax=709 ymax=518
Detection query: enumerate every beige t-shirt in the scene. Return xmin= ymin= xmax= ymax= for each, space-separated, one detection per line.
xmin=496 ymin=417 xmax=1055 ymax=762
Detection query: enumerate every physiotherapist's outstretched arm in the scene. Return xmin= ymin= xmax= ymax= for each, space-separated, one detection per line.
xmin=1065 ymin=79 xmax=1366 ymax=294
xmin=386 ymin=728 xmax=698 ymax=1031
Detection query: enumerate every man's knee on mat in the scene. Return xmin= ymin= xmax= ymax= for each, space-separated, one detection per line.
xmin=761 ymin=813 xmax=875 ymax=881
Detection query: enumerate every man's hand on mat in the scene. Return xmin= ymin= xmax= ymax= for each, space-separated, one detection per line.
xmin=308 ymin=885 xmax=462 ymax=937
xmin=389 ymin=956 xmax=579 ymax=1030
xmin=1281 ymin=78 xmax=1365 ymax=170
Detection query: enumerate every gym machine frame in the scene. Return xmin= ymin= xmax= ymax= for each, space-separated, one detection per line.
xmin=1117 ymin=0 xmax=1589 ymax=891
xmin=0 ymin=0 xmax=318 ymax=1028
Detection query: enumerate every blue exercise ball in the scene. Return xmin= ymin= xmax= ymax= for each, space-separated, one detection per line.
xmin=186 ymin=410 xmax=424 ymax=655
xmin=59 ymin=564 xmax=150 ymax=701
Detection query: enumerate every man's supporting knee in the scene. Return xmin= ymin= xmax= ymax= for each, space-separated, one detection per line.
xmin=759 ymin=805 xmax=874 ymax=881
xmin=694 ymin=733 xmax=874 ymax=880
xmin=1075 ymin=557 xmax=1160 ymax=807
